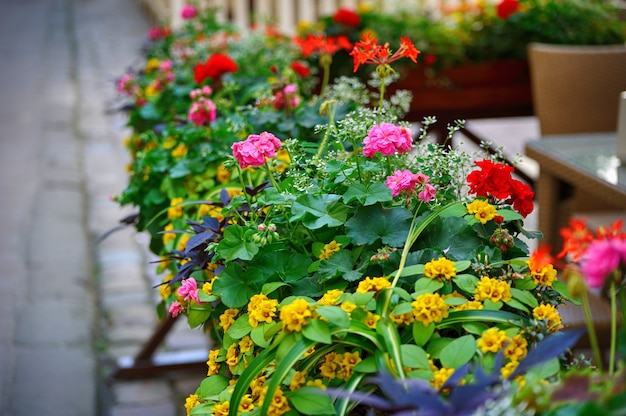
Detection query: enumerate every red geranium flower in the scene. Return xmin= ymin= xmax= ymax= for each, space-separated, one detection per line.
xmin=467 ymin=159 xmax=534 ymax=217
xmin=496 ymin=0 xmax=520 ymax=19
xmin=291 ymin=61 xmax=311 ymax=77
xmin=333 ymin=8 xmax=361 ymax=27
xmin=193 ymin=53 xmax=238 ymax=85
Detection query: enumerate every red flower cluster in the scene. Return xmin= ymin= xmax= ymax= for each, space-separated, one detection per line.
xmin=193 ymin=53 xmax=238 ymax=85
xmin=294 ymin=34 xmax=352 ymax=59
xmin=291 ymin=61 xmax=311 ymax=77
xmin=333 ymin=8 xmax=361 ymax=27
xmin=466 ymin=159 xmax=534 ymax=217
xmin=558 ymin=218 xmax=626 ymax=261
xmin=496 ymin=0 xmax=520 ymax=19
xmin=349 ymin=31 xmax=419 ymax=72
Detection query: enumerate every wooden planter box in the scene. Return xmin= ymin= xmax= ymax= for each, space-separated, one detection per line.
xmin=388 ymin=59 xmax=533 ymax=123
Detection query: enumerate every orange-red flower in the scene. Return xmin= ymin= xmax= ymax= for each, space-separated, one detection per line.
xmin=349 ymin=32 xmax=419 ymax=72
xmin=528 ymin=246 xmax=554 ymax=273
xmin=294 ymin=34 xmax=352 ymax=58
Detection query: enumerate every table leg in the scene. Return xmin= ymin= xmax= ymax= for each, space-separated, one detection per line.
xmin=535 ymin=171 xmax=561 ymax=249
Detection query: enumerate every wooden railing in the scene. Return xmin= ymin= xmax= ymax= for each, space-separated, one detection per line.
xmin=136 ymin=0 xmax=491 ymax=34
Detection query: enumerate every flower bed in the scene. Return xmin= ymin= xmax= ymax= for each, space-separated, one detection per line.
xmin=113 ymin=5 xmax=626 ymax=416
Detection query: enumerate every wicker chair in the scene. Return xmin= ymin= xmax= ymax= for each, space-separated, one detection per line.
xmin=528 ymin=43 xmax=626 ymax=356
xmin=528 ymin=42 xmax=626 ymax=135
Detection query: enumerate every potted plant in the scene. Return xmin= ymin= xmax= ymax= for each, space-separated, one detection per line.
xmin=312 ymin=0 xmax=626 ymax=122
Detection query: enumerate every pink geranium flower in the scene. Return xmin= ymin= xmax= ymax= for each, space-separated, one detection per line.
xmin=363 ymin=123 xmax=413 ymax=158
xmin=188 ymin=98 xmax=216 ymax=126
xmin=180 ymin=4 xmax=198 ymax=19
xmin=580 ymin=239 xmax=625 ymax=288
xmin=178 ymin=278 xmax=201 ymax=303
xmin=418 ymin=183 xmax=437 ymax=203
xmin=385 ymin=170 xmax=420 ymax=197
xmin=169 ymin=301 xmax=184 ymax=317
xmin=232 ymin=132 xmax=282 ymax=169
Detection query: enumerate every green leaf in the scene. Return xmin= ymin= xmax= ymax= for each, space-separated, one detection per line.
xmin=287 ymin=387 xmax=336 ymax=415
xmin=401 ymin=344 xmax=430 ymax=370
xmin=504 ymin=298 xmax=529 ymax=313
xmin=345 ymin=204 xmax=412 ymax=246
xmin=399 ymin=263 xmax=424 ymax=278
xmin=291 ymin=194 xmax=349 ymax=229
xmin=250 ymin=322 xmax=281 ymax=348
xmin=514 ymin=277 xmax=537 ymax=290
xmin=392 ymin=302 xmax=413 ymax=316
xmin=510 ymin=288 xmax=539 ymax=308
xmin=262 ymin=282 xmax=289 ymax=295
xmin=414 ymin=277 xmax=444 ymax=295
xmin=169 ymin=160 xmax=191 ymax=178
xmin=483 ymin=299 xmax=503 ymax=310
xmin=302 ymin=319 xmax=332 ymax=344
xmin=342 ymin=182 xmax=393 ymax=206
xmin=198 ymin=375 xmax=230 ymax=398
xmin=454 ymin=260 xmax=472 ymax=273
xmin=315 ymin=306 xmax=350 ymax=328
xmin=439 ymin=335 xmax=476 ymax=368
xmin=187 ymin=308 xmax=212 ymax=329
xmin=414 ymin=216 xmax=482 ymax=260
xmin=412 ymin=321 xmax=435 ymax=347
xmin=496 ymin=208 xmax=524 ymax=222
xmin=227 ymin=315 xmax=252 ymax=339
xmin=216 ymin=224 xmax=259 ymax=262
xmin=354 ymin=356 xmax=378 ymax=373
xmin=462 ymin=322 xmax=489 ymax=336
xmin=256 ymin=250 xmax=313 ymax=282
xmin=453 ymin=274 xmax=479 ymax=294
xmin=212 ymin=263 xmax=263 ymax=308
xmin=318 ymin=250 xmax=362 ymax=282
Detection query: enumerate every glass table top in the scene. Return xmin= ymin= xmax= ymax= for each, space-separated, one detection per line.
xmin=526 ymin=133 xmax=626 ymax=192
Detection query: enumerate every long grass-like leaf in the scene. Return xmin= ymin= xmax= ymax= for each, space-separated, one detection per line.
xmin=437 ymin=309 xmax=529 ymax=329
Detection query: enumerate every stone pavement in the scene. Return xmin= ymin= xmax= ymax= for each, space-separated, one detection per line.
xmin=0 ymin=0 xmax=207 ymax=415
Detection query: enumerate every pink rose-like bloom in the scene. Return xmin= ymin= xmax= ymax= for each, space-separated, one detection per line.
xmin=188 ymin=98 xmax=216 ymax=126
xmin=232 ymin=132 xmax=282 ymax=169
xmin=181 ymin=4 xmax=198 ymax=19
xmin=178 ymin=278 xmax=201 ymax=303
xmin=363 ymin=123 xmax=413 ymax=158
xmin=169 ymin=301 xmax=184 ymax=317
xmin=385 ymin=170 xmax=421 ymax=197
xmin=580 ymin=239 xmax=625 ymax=289
xmin=418 ymin=183 xmax=437 ymax=202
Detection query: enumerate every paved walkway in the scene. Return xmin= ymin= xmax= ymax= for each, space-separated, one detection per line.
xmin=0 ymin=0 xmax=206 ymax=415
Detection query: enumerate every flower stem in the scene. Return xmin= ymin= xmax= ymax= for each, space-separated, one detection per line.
xmin=609 ymin=279 xmax=617 ymax=376
xmin=264 ymin=162 xmax=281 ymax=192
xmin=581 ymin=289 xmax=603 ymax=372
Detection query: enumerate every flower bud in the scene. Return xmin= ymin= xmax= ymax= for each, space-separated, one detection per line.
xmin=257 ymin=223 xmax=267 ymax=232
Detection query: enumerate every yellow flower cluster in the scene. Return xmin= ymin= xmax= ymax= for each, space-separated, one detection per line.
xmin=171 ymin=143 xmax=188 ymax=158
xmin=219 ymin=308 xmax=239 ymax=331
xmin=162 ymin=223 xmax=176 ymax=245
xmin=466 ymin=199 xmax=497 ymax=224
xmin=167 ymin=197 xmax=184 ymax=219
xmin=319 ymin=351 xmax=362 ymax=381
xmin=431 ymin=367 xmax=455 ymax=390
xmin=248 ymin=294 xmax=279 ymax=327
xmin=206 ymin=349 xmax=220 ymax=376
xmin=319 ymin=240 xmax=341 ymax=260
xmin=530 ymin=263 xmax=557 ymax=287
xmin=477 ymin=327 xmax=508 ymax=353
xmin=424 ymin=257 xmax=457 ymax=281
xmin=474 ymin=276 xmax=512 ymax=303
xmin=198 ymin=203 xmax=225 ymax=222
xmin=158 ymin=273 xmax=173 ymax=299
xmin=411 ymin=292 xmax=449 ymax=326
xmin=260 ymin=387 xmax=290 ymax=416
xmin=184 ymin=394 xmax=201 ymax=416
xmin=533 ymin=303 xmax=562 ymax=331
xmin=356 ymin=276 xmax=391 ymax=293
xmin=318 ymin=289 xmax=343 ymax=305
xmin=279 ymin=298 xmax=312 ymax=332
